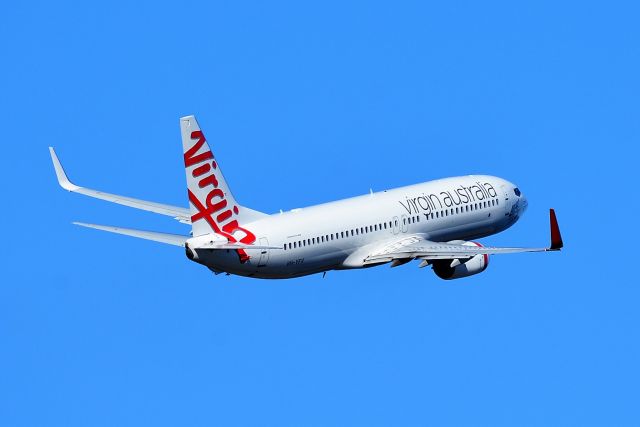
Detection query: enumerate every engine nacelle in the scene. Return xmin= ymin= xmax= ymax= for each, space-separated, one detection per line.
xmin=432 ymin=241 xmax=489 ymax=280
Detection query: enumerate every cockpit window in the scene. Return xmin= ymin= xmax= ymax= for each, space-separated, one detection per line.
xmin=514 ymin=188 xmax=521 ymax=197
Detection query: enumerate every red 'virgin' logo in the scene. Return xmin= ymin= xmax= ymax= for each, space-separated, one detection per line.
xmin=184 ymin=130 xmax=256 ymax=263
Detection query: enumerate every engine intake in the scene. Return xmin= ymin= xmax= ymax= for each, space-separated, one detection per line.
xmin=432 ymin=241 xmax=489 ymax=280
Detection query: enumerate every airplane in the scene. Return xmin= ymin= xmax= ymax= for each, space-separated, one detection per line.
xmin=50 ymin=115 xmax=563 ymax=280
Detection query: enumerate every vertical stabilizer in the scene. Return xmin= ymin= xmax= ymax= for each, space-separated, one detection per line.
xmin=180 ymin=115 xmax=257 ymax=262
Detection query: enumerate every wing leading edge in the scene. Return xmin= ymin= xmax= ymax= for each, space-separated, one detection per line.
xmin=364 ymin=209 xmax=563 ymax=265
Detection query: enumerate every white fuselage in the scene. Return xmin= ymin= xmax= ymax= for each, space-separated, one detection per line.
xmin=192 ymin=175 xmax=528 ymax=279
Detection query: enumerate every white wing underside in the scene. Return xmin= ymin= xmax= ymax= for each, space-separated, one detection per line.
xmin=364 ymin=235 xmax=556 ymax=265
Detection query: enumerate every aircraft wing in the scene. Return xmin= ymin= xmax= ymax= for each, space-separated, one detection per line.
xmin=49 ymin=147 xmax=192 ymax=224
xmin=364 ymin=209 xmax=563 ymax=265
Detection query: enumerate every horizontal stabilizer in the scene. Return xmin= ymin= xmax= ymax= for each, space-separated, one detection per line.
xmin=73 ymin=222 xmax=188 ymax=247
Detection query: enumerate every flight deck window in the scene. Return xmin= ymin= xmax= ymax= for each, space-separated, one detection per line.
xmin=514 ymin=188 xmax=521 ymax=197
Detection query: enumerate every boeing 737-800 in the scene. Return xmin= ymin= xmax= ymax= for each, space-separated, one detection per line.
xmin=50 ymin=115 xmax=563 ymax=280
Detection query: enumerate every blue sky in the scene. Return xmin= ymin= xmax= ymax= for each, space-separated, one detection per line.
xmin=1 ymin=1 xmax=639 ymax=425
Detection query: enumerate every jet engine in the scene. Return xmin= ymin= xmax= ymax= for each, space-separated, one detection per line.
xmin=432 ymin=241 xmax=489 ymax=280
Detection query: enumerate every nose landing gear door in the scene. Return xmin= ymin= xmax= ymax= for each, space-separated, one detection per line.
xmin=257 ymin=237 xmax=269 ymax=267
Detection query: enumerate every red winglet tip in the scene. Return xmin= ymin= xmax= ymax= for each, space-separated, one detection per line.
xmin=549 ymin=209 xmax=563 ymax=250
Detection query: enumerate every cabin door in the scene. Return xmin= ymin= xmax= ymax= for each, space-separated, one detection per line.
xmin=257 ymin=237 xmax=270 ymax=267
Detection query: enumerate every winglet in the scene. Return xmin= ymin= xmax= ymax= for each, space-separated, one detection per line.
xmin=549 ymin=209 xmax=563 ymax=250
xmin=49 ymin=147 xmax=79 ymax=191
